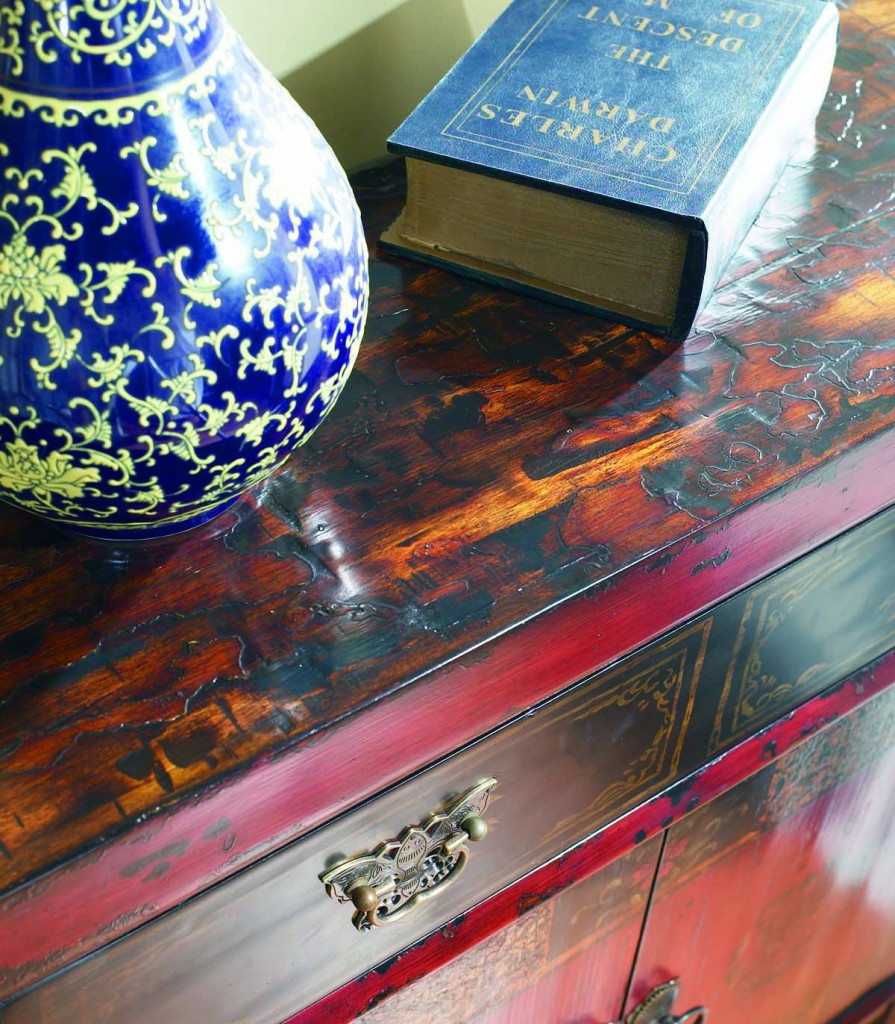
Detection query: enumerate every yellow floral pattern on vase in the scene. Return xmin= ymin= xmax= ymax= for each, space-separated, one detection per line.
xmin=0 ymin=9 xmax=369 ymax=538
xmin=0 ymin=428 xmax=101 ymax=500
xmin=0 ymin=235 xmax=78 ymax=314
xmin=3 ymin=0 xmax=212 ymax=71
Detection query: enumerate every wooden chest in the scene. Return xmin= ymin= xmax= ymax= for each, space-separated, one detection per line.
xmin=3 ymin=2 xmax=895 ymax=1021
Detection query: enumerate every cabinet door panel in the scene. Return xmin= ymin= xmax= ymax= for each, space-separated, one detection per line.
xmin=627 ymin=689 xmax=895 ymax=1024
xmin=358 ymin=834 xmax=662 ymax=1024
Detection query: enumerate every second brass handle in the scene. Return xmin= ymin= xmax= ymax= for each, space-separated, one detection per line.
xmin=616 ymin=980 xmax=707 ymax=1024
xmin=320 ymin=778 xmax=497 ymax=932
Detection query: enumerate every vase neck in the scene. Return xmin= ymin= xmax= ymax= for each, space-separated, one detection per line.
xmin=0 ymin=0 xmax=226 ymax=97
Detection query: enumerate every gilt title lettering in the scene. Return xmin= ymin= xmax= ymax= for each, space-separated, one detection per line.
xmin=577 ymin=0 xmax=762 ymax=72
xmin=476 ymin=87 xmax=678 ymax=164
xmin=470 ymin=1 xmax=767 ymax=166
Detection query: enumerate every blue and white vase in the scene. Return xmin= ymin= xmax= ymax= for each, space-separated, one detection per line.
xmin=0 ymin=0 xmax=368 ymax=539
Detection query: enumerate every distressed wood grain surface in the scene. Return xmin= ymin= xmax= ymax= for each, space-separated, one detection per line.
xmin=3 ymin=0 xmax=895 ymax=999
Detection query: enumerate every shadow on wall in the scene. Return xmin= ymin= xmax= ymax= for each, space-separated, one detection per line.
xmin=281 ymin=0 xmax=480 ymax=172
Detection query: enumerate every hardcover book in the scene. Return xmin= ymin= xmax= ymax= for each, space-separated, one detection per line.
xmin=383 ymin=0 xmax=839 ymax=341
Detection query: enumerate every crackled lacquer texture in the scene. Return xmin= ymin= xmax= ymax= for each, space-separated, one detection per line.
xmin=0 ymin=0 xmax=368 ymax=538
xmin=2 ymin=0 xmax=895 ymax=1006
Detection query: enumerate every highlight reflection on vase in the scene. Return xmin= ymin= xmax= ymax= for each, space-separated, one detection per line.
xmin=0 ymin=0 xmax=369 ymax=540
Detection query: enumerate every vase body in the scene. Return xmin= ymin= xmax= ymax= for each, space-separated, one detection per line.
xmin=0 ymin=0 xmax=368 ymax=539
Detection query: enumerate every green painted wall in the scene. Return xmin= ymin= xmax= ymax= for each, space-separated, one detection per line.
xmin=218 ymin=0 xmax=512 ymax=170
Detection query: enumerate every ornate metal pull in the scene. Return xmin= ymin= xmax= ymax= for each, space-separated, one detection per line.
xmin=617 ymin=980 xmax=707 ymax=1024
xmin=320 ymin=778 xmax=498 ymax=931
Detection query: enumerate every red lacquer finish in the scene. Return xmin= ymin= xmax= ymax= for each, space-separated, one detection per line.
xmin=4 ymin=427 xmax=895 ymax=999
xmin=290 ymin=655 xmax=895 ymax=1024
xmin=356 ymin=837 xmax=663 ymax=1024
xmin=627 ymin=720 xmax=895 ymax=1024
xmin=2 ymin=0 xmax=895 ymax=1006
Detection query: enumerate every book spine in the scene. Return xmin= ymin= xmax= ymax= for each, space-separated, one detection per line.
xmin=693 ymin=4 xmax=840 ymax=330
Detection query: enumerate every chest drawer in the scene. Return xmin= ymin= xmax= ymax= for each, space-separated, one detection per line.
xmin=7 ymin=507 xmax=895 ymax=1024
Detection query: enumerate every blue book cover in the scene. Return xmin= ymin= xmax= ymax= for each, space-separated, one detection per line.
xmin=386 ymin=0 xmax=839 ymax=339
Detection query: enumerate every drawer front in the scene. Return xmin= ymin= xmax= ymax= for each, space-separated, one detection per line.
xmin=8 ymin=506 xmax=895 ymax=1024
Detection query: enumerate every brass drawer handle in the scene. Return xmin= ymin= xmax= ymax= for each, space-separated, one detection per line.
xmin=320 ymin=778 xmax=498 ymax=931
xmin=617 ymin=980 xmax=707 ymax=1024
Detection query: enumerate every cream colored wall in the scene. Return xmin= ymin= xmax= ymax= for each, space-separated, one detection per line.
xmin=218 ymin=0 xmax=512 ymax=170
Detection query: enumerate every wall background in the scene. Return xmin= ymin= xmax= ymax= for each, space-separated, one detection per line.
xmin=218 ymin=0 xmax=512 ymax=171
